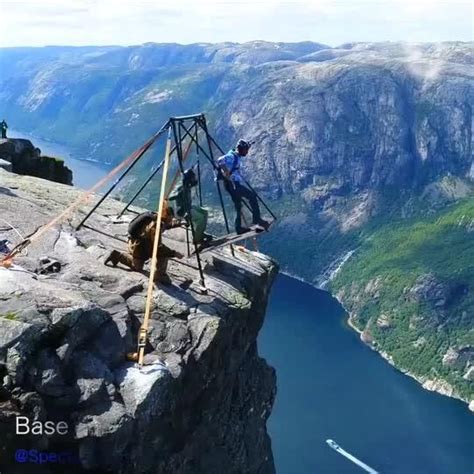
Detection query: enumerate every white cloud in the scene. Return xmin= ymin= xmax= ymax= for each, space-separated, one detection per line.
xmin=0 ymin=0 xmax=472 ymax=47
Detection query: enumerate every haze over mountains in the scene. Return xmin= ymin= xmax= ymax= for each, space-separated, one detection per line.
xmin=0 ymin=40 xmax=472 ymax=405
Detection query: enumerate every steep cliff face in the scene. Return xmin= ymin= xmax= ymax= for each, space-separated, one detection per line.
xmin=0 ymin=139 xmax=72 ymax=185
xmin=210 ymin=42 xmax=473 ymax=283
xmin=0 ymin=169 xmax=278 ymax=473
xmin=217 ymin=43 xmax=472 ymax=196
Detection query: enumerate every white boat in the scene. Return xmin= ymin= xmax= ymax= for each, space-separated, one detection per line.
xmin=326 ymin=439 xmax=340 ymax=450
xmin=325 ymin=439 xmax=379 ymax=474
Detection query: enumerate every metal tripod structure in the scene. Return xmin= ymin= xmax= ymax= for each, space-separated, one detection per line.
xmin=75 ymin=113 xmax=276 ymax=366
xmin=76 ymin=113 xmax=275 ymax=267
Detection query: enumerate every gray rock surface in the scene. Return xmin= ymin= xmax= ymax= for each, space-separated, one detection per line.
xmin=0 ymin=169 xmax=278 ymax=473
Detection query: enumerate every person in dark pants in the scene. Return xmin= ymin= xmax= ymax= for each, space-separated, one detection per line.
xmin=0 ymin=120 xmax=8 ymax=139
xmin=217 ymin=139 xmax=269 ymax=234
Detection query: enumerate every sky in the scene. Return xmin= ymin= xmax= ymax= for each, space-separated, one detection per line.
xmin=0 ymin=0 xmax=472 ymax=48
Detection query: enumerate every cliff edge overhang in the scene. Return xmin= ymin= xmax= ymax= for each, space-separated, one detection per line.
xmin=0 ymin=169 xmax=278 ymax=473
xmin=0 ymin=138 xmax=73 ymax=185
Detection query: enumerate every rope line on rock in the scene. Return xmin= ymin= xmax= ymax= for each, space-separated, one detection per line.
xmin=0 ymin=217 xmax=25 ymax=242
xmin=0 ymin=129 xmax=164 ymax=268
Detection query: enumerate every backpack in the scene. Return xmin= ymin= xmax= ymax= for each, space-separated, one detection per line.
xmin=216 ymin=151 xmax=240 ymax=180
xmin=128 ymin=212 xmax=156 ymax=239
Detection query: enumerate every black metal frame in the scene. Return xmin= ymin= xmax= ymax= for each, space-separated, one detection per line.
xmin=76 ymin=120 xmax=170 ymax=229
xmin=75 ymin=113 xmax=276 ymax=287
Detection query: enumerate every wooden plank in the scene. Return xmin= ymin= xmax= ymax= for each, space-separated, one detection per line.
xmin=194 ymin=225 xmax=267 ymax=255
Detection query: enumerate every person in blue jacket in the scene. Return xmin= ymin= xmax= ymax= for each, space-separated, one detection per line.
xmin=217 ymin=139 xmax=269 ymax=234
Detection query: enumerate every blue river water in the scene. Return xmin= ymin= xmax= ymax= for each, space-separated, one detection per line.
xmin=6 ymin=131 xmax=473 ymax=473
xmin=259 ymin=275 xmax=474 ymax=474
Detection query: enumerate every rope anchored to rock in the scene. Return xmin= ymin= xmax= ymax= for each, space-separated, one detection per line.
xmin=0 ymin=127 xmax=167 ymax=268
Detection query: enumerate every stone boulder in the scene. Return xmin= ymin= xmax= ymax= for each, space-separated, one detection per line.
xmin=0 ymin=138 xmax=72 ymax=185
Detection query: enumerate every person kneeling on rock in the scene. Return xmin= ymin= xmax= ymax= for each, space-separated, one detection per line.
xmin=104 ymin=207 xmax=183 ymax=286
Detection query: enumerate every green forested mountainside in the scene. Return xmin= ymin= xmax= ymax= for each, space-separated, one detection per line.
xmin=1 ymin=41 xmax=473 ymax=402
xmin=331 ymin=199 xmax=474 ymax=400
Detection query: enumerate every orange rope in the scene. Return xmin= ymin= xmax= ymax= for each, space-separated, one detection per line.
xmin=1 ymin=132 xmax=162 ymax=267
xmin=138 ymin=129 xmax=173 ymax=366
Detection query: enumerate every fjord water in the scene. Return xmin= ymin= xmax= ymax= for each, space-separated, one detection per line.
xmin=9 ymin=129 xmax=108 ymax=188
xmin=259 ymin=275 xmax=474 ymax=474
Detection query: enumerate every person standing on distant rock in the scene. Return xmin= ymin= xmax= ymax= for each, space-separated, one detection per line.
xmin=0 ymin=119 xmax=8 ymax=139
xmin=104 ymin=208 xmax=183 ymax=285
xmin=217 ymin=139 xmax=269 ymax=234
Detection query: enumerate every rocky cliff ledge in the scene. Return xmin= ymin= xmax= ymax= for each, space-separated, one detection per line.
xmin=0 ymin=138 xmax=72 ymax=185
xmin=0 ymin=169 xmax=278 ymax=473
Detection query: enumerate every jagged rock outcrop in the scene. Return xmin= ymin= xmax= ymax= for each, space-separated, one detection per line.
xmin=0 ymin=169 xmax=278 ymax=473
xmin=408 ymin=273 xmax=455 ymax=309
xmin=0 ymin=138 xmax=72 ymax=185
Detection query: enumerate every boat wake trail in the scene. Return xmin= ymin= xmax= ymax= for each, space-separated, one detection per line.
xmin=326 ymin=439 xmax=379 ymax=473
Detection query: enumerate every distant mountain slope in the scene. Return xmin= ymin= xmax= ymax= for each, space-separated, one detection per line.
xmin=331 ymin=198 xmax=474 ymax=404
xmin=1 ymin=42 xmax=472 ymax=271
xmin=0 ymin=41 xmax=328 ymax=166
